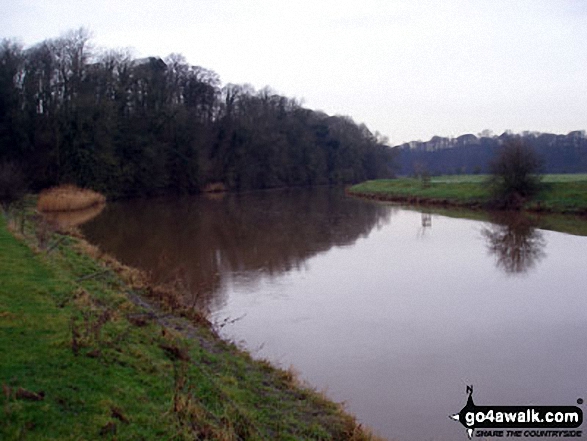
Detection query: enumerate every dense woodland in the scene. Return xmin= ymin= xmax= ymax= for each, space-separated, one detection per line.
xmin=0 ymin=29 xmax=394 ymax=197
xmin=395 ymin=131 xmax=587 ymax=176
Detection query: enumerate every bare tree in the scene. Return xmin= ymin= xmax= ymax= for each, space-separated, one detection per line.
xmin=488 ymin=139 xmax=543 ymax=209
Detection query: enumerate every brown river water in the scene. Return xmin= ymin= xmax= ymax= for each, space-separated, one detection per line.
xmin=81 ymin=187 xmax=587 ymax=440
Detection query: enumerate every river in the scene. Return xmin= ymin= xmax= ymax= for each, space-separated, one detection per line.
xmin=81 ymin=187 xmax=587 ymax=440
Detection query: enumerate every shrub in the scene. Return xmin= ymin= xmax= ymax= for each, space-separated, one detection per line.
xmin=488 ymin=139 xmax=543 ymax=209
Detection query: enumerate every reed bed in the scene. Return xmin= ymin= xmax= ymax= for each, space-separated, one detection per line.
xmin=202 ymin=182 xmax=227 ymax=193
xmin=37 ymin=185 xmax=106 ymax=212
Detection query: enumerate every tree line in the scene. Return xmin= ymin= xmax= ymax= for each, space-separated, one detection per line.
xmin=0 ymin=29 xmax=395 ymax=198
xmin=395 ymin=131 xmax=587 ymax=177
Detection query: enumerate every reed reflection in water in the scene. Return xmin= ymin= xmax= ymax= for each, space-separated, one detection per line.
xmin=42 ymin=203 xmax=105 ymax=231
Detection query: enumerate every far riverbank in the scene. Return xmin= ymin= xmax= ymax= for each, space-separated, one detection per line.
xmin=347 ymin=175 xmax=587 ymax=216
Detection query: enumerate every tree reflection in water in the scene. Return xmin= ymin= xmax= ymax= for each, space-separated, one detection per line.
xmin=81 ymin=188 xmax=392 ymax=311
xmin=481 ymin=212 xmax=546 ymax=274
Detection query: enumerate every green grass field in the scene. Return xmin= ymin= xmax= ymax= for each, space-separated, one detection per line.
xmin=348 ymin=174 xmax=587 ymax=214
xmin=0 ymin=213 xmax=376 ymax=440
xmin=428 ymin=174 xmax=587 ymax=184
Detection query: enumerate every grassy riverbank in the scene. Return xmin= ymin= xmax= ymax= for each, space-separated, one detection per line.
xmin=0 ymin=210 xmax=377 ymax=440
xmin=348 ymin=175 xmax=587 ymax=215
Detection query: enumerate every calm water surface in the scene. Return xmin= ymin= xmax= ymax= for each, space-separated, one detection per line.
xmin=82 ymin=188 xmax=587 ymax=441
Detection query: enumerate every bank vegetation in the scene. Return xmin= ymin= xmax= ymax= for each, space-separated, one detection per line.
xmin=0 ymin=205 xmax=382 ymax=440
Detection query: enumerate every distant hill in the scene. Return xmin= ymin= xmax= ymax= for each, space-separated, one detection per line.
xmin=393 ymin=131 xmax=587 ymax=176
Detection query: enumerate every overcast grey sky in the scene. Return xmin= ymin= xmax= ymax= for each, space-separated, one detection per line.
xmin=2 ymin=0 xmax=586 ymax=145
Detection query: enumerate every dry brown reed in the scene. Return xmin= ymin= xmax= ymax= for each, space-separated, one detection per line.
xmin=37 ymin=184 xmax=106 ymax=212
xmin=73 ymin=239 xmax=210 ymax=327
xmin=74 ymin=240 xmax=150 ymax=291
xmin=202 ymin=182 xmax=227 ymax=193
